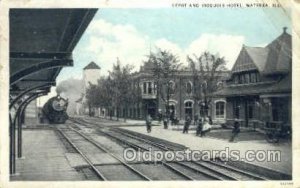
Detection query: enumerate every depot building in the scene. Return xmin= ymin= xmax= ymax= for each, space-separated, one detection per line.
xmin=213 ymin=27 xmax=291 ymax=128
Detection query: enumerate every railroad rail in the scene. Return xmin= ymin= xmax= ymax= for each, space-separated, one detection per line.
xmin=57 ymin=126 xmax=151 ymax=181
xmin=69 ymin=120 xmax=231 ymax=180
xmin=68 ymin=117 xmax=268 ymax=180
xmin=56 ymin=128 xmax=107 ymax=180
xmin=112 ymin=128 xmax=267 ymax=180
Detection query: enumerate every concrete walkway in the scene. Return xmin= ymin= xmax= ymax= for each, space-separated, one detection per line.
xmin=121 ymin=123 xmax=292 ymax=175
xmin=11 ymin=129 xmax=85 ymax=181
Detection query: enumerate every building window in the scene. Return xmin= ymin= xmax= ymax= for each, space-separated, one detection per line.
xmin=247 ymin=101 xmax=254 ymax=119
xmin=234 ymin=75 xmax=239 ymax=84
xmin=186 ymin=82 xmax=192 ymax=94
xmin=238 ymin=74 xmax=244 ymax=84
xmin=271 ymin=98 xmax=289 ymax=122
xmin=215 ymin=101 xmax=225 ymax=119
xmin=167 ymin=104 xmax=176 ymax=117
xmin=200 ymin=103 xmax=208 ymax=117
xmin=250 ymin=72 xmax=256 ymax=83
xmin=245 ymin=73 xmax=250 ymax=83
xmin=148 ymin=82 xmax=152 ymax=94
xmin=143 ymin=82 xmax=147 ymax=94
xmin=256 ymin=73 xmax=261 ymax=82
xmin=169 ymin=81 xmax=175 ymax=94
xmin=233 ymin=100 xmax=240 ymax=119
xmin=185 ymin=101 xmax=193 ymax=118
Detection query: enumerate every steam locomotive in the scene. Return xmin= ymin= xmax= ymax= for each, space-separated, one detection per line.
xmin=42 ymin=95 xmax=69 ymax=124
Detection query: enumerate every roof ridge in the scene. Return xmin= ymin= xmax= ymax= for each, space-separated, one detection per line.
xmin=243 ymin=46 xmax=269 ymax=72
xmin=83 ymin=61 xmax=101 ymax=70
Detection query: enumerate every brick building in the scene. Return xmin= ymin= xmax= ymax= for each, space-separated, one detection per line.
xmin=109 ymin=61 xmax=229 ymax=121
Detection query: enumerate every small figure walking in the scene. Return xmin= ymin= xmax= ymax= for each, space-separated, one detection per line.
xmin=194 ymin=114 xmax=199 ymax=125
xmin=163 ymin=115 xmax=168 ymax=129
xmin=146 ymin=114 xmax=152 ymax=133
xmin=158 ymin=110 xmax=162 ymax=123
xmin=196 ymin=117 xmax=203 ymax=136
xmin=229 ymin=120 xmax=240 ymax=142
xmin=183 ymin=116 xmax=191 ymax=134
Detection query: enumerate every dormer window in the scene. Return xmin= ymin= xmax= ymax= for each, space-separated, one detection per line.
xmin=233 ymin=71 xmax=260 ymax=85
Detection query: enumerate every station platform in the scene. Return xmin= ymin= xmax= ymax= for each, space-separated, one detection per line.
xmin=11 ymin=128 xmax=85 ymax=181
xmin=121 ymin=123 xmax=292 ymax=176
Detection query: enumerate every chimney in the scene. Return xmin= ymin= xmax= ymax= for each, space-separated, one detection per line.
xmin=283 ymin=27 xmax=287 ymax=33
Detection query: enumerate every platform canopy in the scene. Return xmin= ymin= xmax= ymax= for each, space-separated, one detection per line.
xmin=9 ymin=9 xmax=97 ymax=103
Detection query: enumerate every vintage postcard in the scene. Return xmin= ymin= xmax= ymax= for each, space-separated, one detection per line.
xmin=0 ymin=0 xmax=299 ymax=187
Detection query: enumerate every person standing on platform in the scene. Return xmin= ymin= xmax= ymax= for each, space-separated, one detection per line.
xmin=194 ymin=114 xmax=199 ymax=125
xmin=196 ymin=117 xmax=203 ymax=136
xmin=183 ymin=115 xmax=191 ymax=134
xmin=229 ymin=120 xmax=240 ymax=142
xmin=146 ymin=114 xmax=152 ymax=133
xmin=158 ymin=110 xmax=162 ymax=123
xmin=201 ymin=116 xmax=212 ymax=136
xmin=163 ymin=115 xmax=168 ymax=129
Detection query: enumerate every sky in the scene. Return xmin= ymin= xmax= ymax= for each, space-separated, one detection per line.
xmin=57 ymin=7 xmax=291 ymax=82
xmin=38 ymin=7 xmax=291 ymax=105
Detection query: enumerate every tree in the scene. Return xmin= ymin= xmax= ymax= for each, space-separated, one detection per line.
xmin=146 ymin=49 xmax=181 ymax=119
xmin=108 ymin=58 xmax=135 ymax=121
xmin=85 ymin=59 xmax=136 ymax=121
xmin=86 ymin=76 xmax=113 ymax=117
xmin=187 ymin=51 xmax=227 ymax=117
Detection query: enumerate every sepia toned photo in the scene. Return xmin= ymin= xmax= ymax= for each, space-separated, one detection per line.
xmin=0 ymin=0 xmax=299 ymax=187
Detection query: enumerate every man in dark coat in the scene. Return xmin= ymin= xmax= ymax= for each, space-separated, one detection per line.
xmin=146 ymin=114 xmax=152 ymax=133
xmin=229 ymin=120 xmax=240 ymax=142
xmin=196 ymin=117 xmax=203 ymax=136
xmin=183 ymin=116 xmax=191 ymax=134
xmin=163 ymin=115 xmax=168 ymax=129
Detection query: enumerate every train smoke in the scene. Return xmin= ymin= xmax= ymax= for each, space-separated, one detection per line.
xmin=56 ymin=78 xmax=84 ymax=115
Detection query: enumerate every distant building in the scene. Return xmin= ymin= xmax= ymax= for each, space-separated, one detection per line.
xmin=104 ymin=61 xmax=229 ymax=121
xmin=83 ymin=61 xmax=101 ymax=93
xmin=213 ymin=27 xmax=291 ymax=128
xmin=76 ymin=61 xmax=101 ymax=115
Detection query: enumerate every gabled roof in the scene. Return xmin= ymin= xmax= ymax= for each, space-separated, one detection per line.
xmin=232 ymin=46 xmax=267 ymax=73
xmin=215 ymin=28 xmax=292 ymax=97
xmin=264 ymin=31 xmax=291 ymax=74
xmin=244 ymin=46 xmax=269 ymax=72
xmin=83 ymin=61 xmax=101 ymax=70
xmin=231 ymin=27 xmax=291 ymax=76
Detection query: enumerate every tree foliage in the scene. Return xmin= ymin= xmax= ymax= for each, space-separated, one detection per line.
xmin=85 ymin=58 xmax=139 ymax=120
xmin=187 ymin=51 xmax=227 ymax=115
xmin=146 ymin=49 xmax=181 ymax=116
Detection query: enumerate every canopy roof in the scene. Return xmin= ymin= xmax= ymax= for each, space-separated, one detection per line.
xmin=10 ymin=9 xmax=97 ymax=102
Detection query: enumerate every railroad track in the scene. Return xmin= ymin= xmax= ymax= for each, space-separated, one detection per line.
xmin=56 ymin=126 xmax=151 ymax=181
xmin=69 ymin=121 xmax=227 ymax=180
xmin=111 ymin=128 xmax=268 ymax=180
xmin=68 ymin=118 xmax=268 ymax=180
xmin=67 ymin=121 xmax=222 ymax=180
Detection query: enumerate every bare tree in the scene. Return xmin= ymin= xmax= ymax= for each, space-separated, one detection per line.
xmin=187 ymin=51 xmax=227 ymax=117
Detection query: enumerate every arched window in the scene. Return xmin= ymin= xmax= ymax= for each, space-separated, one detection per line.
xmin=186 ymin=81 xmax=192 ymax=94
xmin=215 ymin=101 xmax=226 ymax=119
xmin=168 ymin=81 xmax=175 ymax=94
xmin=184 ymin=101 xmax=193 ymax=118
